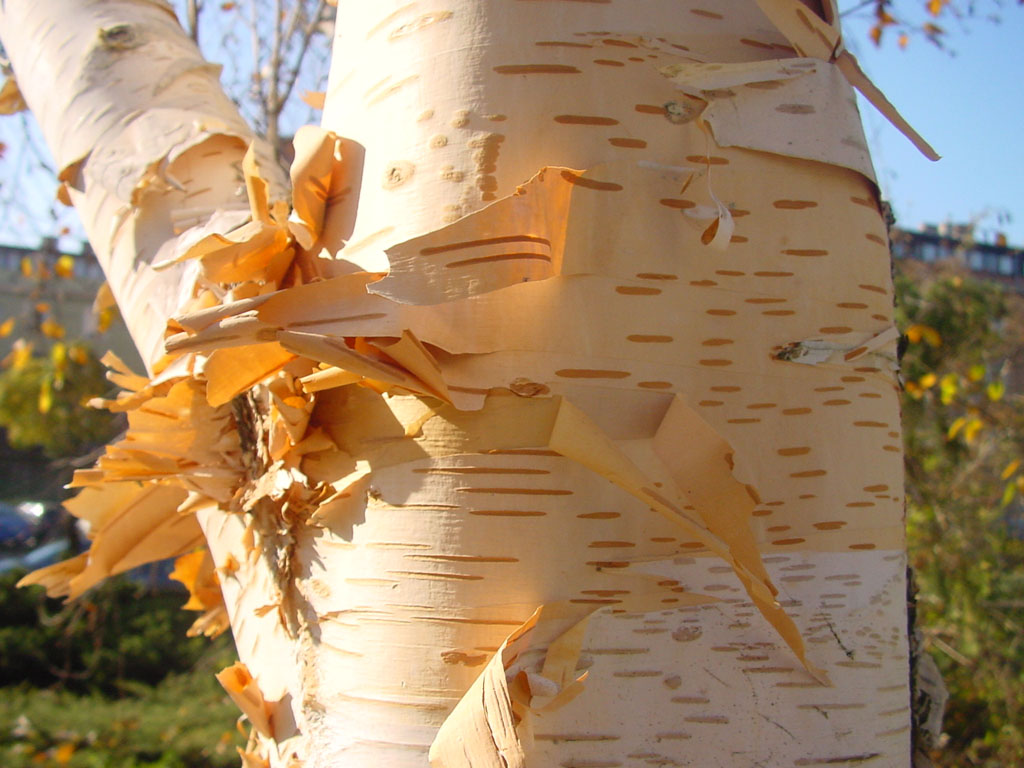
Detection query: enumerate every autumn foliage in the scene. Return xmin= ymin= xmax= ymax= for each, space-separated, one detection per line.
xmin=896 ymin=259 xmax=1024 ymax=766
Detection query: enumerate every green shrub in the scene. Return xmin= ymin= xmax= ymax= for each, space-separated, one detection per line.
xmin=897 ymin=262 xmax=1024 ymax=766
xmin=0 ymin=569 xmax=218 ymax=694
xmin=1 ymin=569 xmax=243 ymax=767
xmin=0 ymin=652 xmax=244 ymax=768
xmin=0 ymin=344 xmax=120 ymax=458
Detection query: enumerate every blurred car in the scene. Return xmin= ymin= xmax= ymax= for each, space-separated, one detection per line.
xmin=0 ymin=502 xmax=40 ymax=550
xmin=0 ymin=501 xmax=75 ymax=576
xmin=0 ymin=502 xmax=182 ymax=589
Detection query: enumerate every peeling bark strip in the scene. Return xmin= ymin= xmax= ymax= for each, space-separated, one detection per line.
xmin=4 ymin=0 xmax=918 ymax=766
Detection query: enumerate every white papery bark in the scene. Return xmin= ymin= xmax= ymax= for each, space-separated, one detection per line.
xmin=4 ymin=1 xmax=915 ymax=767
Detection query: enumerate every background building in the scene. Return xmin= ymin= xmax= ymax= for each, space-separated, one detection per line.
xmin=892 ymin=224 xmax=1024 ymax=289
xmin=0 ymin=239 xmax=139 ymax=367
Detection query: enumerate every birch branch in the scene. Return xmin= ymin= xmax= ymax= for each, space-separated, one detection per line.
xmin=0 ymin=0 xmax=286 ymax=371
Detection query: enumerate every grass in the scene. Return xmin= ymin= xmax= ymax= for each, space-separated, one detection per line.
xmin=0 ymin=641 xmax=245 ymax=768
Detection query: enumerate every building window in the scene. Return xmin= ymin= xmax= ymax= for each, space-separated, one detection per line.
xmin=999 ymin=255 xmax=1015 ymax=276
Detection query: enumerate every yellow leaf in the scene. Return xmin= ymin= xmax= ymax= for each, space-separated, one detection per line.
xmin=1001 ymin=482 xmax=1016 ymax=508
xmin=927 ymin=0 xmax=947 ymax=17
xmin=986 ymin=380 xmax=1005 ymax=402
xmin=51 ymin=342 xmax=67 ymax=368
xmin=54 ymin=742 xmax=75 ymax=765
xmin=898 ymin=33 xmax=909 ymax=49
xmin=963 ymin=418 xmax=983 ymax=445
xmin=97 ymin=306 xmax=116 ymax=333
xmin=1001 ymin=459 xmax=1020 ymax=480
xmin=947 ymin=416 xmax=966 ymax=441
xmin=35 ymin=302 xmax=50 ymax=314
xmin=40 ymin=318 xmax=65 ymax=339
xmin=918 ymin=372 xmax=937 ymax=389
xmin=69 ymin=345 xmax=89 ymax=365
xmin=5 ymin=339 xmax=33 ymax=370
xmin=55 ymin=254 xmax=75 ymax=278
xmin=38 ymin=379 xmax=53 ymax=414
xmin=968 ymin=364 xmax=986 ymax=382
xmin=20 ymin=256 xmax=33 ymax=278
xmin=939 ymin=372 xmax=958 ymax=405
xmin=869 ymin=24 xmax=883 ymax=46
xmin=905 ymin=324 xmax=941 ymax=347
xmin=0 ymin=317 xmax=14 ymax=337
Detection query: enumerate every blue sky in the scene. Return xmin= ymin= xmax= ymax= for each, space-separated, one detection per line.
xmin=839 ymin=0 xmax=1024 ymax=245
xmin=1 ymin=3 xmax=1022 ymax=250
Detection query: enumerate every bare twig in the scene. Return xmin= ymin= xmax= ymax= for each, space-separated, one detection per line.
xmin=265 ymin=0 xmax=285 ymax=160
xmin=278 ymin=0 xmax=326 ymax=110
xmin=185 ymin=0 xmax=200 ymax=45
xmin=840 ymin=0 xmax=876 ymax=17
xmin=248 ymin=0 xmax=264 ymax=130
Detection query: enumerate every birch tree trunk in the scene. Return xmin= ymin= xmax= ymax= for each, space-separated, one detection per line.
xmin=5 ymin=1 xmax=918 ymax=767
